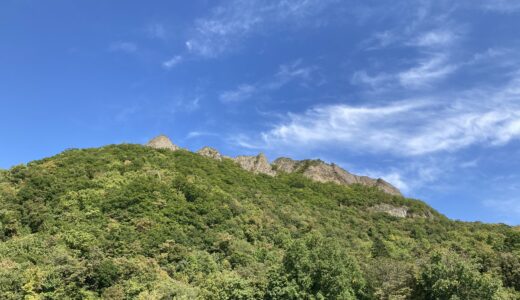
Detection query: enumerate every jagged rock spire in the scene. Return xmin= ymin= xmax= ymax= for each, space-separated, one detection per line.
xmin=146 ymin=135 xmax=180 ymax=151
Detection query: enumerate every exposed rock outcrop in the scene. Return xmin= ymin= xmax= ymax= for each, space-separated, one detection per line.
xmin=197 ymin=146 xmax=226 ymax=161
xmin=370 ymin=204 xmax=409 ymax=218
xmin=272 ymin=157 xmax=300 ymax=173
xmin=146 ymin=135 xmax=180 ymax=151
xmin=144 ymin=135 xmax=402 ymax=196
xmin=272 ymin=158 xmax=402 ymax=196
xmin=369 ymin=204 xmax=434 ymax=219
xmin=234 ymin=153 xmax=276 ymax=176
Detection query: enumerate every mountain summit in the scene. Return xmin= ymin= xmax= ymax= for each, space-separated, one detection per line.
xmin=146 ymin=135 xmax=402 ymax=196
xmin=146 ymin=135 xmax=180 ymax=151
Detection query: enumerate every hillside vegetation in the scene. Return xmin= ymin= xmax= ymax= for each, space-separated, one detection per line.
xmin=0 ymin=144 xmax=519 ymax=299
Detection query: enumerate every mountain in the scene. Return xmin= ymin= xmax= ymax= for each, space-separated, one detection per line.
xmin=0 ymin=137 xmax=519 ymax=299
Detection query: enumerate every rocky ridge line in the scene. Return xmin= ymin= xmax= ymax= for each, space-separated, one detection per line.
xmin=146 ymin=135 xmax=402 ymax=196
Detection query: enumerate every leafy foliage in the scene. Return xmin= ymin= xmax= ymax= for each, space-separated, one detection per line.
xmin=0 ymin=144 xmax=518 ymax=299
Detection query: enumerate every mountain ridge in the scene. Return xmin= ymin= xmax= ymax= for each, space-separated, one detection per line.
xmin=146 ymin=135 xmax=402 ymax=196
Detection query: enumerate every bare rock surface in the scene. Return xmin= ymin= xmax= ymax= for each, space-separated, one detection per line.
xmin=197 ymin=146 xmax=226 ymax=161
xmin=370 ymin=204 xmax=409 ymax=218
xmin=369 ymin=204 xmax=434 ymax=219
xmin=144 ymin=135 xmax=401 ymax=196
xmin=272 ymin=158 xmax=402 ymax=196
xmin=234 ymin=153 xmax=276 ymax=176
xmin=146 ymin=135 xmax=180 ymax=151
xmin=272 ymin=157 xmax=299 ymax=173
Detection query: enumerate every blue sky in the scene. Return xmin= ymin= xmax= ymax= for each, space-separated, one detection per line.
xmin=2 ymin=0 xmax=520 ymax=224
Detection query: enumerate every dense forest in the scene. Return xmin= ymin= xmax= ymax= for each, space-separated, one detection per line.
xmin=0 ymin=144 xmax=519 ymax=299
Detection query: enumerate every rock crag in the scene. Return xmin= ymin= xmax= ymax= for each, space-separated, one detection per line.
xmin=272 ymin=158 xmax=402 ymax=196
xmin=369 ymin=204 xmax=434 ymax=218
xmin=197 ymin=146 xmax=227 ymax=161
xmin=234 ymin=153 xmax=276 ymax=176
xmin=370 ymin=204 xmax=409 ymax=218
xmin=146 ymin=135 xmax=180 ymax=151
xmin=144 ymin=135 xmax=402 ymax=196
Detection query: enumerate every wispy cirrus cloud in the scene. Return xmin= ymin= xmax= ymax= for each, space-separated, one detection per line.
xmin=220 ymin=84 xmax=257 ymax=103
xmin=220 ymin=60 xmax=319 ymax=103
xmin=352 ymin=54 xmax=458 ymax=90
xmin=186 ymin=131 xmax=219 ymax=139
xmin=398 ymin=54 xmax=457 ymax=88
xmin=162 ymin=55 xmax=183 ymax=69
xmin=410 ymin=29 xmax=458 ymax=48
xmin=355 ymin=10 xmax=461 ymax=91
xmin=185 ymin=0 xmax=337 ymax=58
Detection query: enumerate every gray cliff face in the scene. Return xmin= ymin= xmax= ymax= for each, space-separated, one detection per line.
xmin=146 ymin=135 xmax=180 ymax=151
xmin=144 ymin=135 xmax=402 ymax=196
xmin=234 ymin=153 xmax=276 ymax=176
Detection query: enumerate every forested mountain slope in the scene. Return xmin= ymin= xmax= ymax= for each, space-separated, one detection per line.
xmin=0 ymin=144 xmax=519 ymax=299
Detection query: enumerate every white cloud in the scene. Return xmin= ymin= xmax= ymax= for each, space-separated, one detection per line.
xmin=162 ymin=55 xmax=183 ymax=69
xmin=258 ymin=74 xmax=520 ymax=156
xmin=220 ymin=60 xmax=318 ymax=103
xmin=342 ymin=154 xmax=454 ymax=195
xmin=398 ymin=55 xmax=457 ymax=88
xmin=185 ymin=0 xmax=336 ymax=57
xmin=351 ymin=71 xmax=392 ymax=88
xmin=352 ymin=54 xmax=457 ymax=90
xmin=229 ymin=134 xmax=264 ymax=149
xmin=364 ymin=170 xmax=411 ymax=193
xmin=186 ymin=131 xmax=218 ymax=139
xmin=108 ymin=41 xmax=137 ymax=53
xmin=412 ymin=29 xmax=456 ymax=47
xmin=219 ymin=84 xmax=257 ymax=103
xmin=271 ymin=60 xmax=319 ymax=88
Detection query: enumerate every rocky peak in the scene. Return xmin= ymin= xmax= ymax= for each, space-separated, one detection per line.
xmin=144 ymin=135 xmax=402 ymax=196
xmin=302 ymin=160 xmax=359 ymax=185
xmin=272 ymin=158 xmax=402 ymax=196
xmin=197 ymin=146 xmax=226 ymax=161
xmin=373 ymin=178 xmax=402 ymax=196
xmin=146 ymin=135 xmax=180 ymax=151
xmin=234 ymin=153 xmax=276 ymax=176
xmin=272 ymin=157 xmax=299 ymax=173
